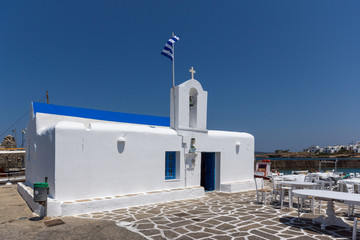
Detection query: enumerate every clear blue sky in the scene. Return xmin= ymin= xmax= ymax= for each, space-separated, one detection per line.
xmin=1 ymin=1 xmax=360 ymax=152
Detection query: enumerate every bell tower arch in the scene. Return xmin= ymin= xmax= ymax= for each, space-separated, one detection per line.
xmin=170 ymin=67 xmax=208 ymax=132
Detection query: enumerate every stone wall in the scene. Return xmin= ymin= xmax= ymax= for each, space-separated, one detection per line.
xmin=269 ymin=159 xmax=360 ymax=172
xmin=0 ymin=153 xmax=25 ymax=172
xmin=0 ymin=135 xmax=24 ymax=172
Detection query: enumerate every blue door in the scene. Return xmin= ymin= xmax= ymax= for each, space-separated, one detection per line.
xmin=201 ymin=152 xmax=215 ymax=191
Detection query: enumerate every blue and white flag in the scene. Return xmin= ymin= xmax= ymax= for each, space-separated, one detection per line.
xmin=161 ymin=35 xmax=180 ymax=61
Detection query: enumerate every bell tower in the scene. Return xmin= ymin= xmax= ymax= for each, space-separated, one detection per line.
xmin=170 ymin=67 xmax=208 ymax=132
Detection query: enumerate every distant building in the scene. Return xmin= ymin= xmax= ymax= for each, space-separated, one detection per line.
xmin=305 ymin=142 xmax=360 ymax=154
xmin=303 ymin=145 xmax=320 ymax=153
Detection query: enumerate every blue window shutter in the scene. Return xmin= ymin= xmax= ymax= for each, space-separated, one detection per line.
xmin=165 ymin=151 xmax=176 ymax=180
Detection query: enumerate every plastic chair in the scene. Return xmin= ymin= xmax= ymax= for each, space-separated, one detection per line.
xmin=270 ymin=177 xmax=282 ymax=203
xmin=298 ymin=181 xmax=325 ymax=214
xmin=254 ymin=177 xmax=272 ymax=205
xmin=281 ymin=185 xmax=292 ymax=209
xmin=304 ymin=175 xmax=312 ymax=182
xmin=345 ymin=183 xmax=356 ymax=216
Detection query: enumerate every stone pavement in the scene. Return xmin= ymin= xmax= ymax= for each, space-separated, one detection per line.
xmin=77 ymin=190 xmax=360 ymax=240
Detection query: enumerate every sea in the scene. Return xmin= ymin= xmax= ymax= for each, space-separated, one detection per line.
xmin=255 ymin=157 xmax=360 ymax=175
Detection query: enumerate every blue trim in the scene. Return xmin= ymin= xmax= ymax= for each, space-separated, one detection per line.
xmin=201 ymin=152 xmax=215 ymax=191
xmin=32 ymin=102 xmax=170 ymax=127
xmin=165 ymin=151 xmax=176 ymax=180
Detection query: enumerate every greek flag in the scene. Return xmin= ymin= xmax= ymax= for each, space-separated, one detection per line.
xmin=161 ymin=35 xmax=180 ymax=61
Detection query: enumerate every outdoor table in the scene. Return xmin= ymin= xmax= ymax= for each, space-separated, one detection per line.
xmin=292 ymin=189 xmax=360 ymax=230
xmin=280 ymin=181 xmax=318 ymax=209
xmin=274 ymin=175 xmax=305 ymax=182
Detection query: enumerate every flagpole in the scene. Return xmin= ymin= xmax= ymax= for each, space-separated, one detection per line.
xmin=172 ymin=32 xmax=175 ymax=88
xmin=171 ymin=33 xmax=176 ymax=130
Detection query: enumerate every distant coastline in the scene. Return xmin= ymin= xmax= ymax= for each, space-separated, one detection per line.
xmin=255 ymin=152 xmax=360 ymax=172
xmin=255 ymin=152 xmax=360 ymax=159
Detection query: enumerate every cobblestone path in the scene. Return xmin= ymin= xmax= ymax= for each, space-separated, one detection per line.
xmin=77 ymin=191 xmax=359 ymax=240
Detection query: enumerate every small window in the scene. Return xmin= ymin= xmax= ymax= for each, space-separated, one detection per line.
xmin=165 ymin=151 xmax=177 ymax=180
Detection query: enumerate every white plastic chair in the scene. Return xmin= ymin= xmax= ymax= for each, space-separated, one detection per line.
xmin=304 ymin=175 xmax=312 ymax=182
xmin=254 ymin=177 xmax=272 ymax=205
xmin=299 ymin=181 xmax=325 ymax=214
xmin=270 ymin=177 xmax=282 ymax=203
xmin=280 ymin=185 xmax=292 ymax=209
xmin=345 ymin=183 xmax=356 ymax=216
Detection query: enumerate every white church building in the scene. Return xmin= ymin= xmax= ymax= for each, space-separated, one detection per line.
xmin=19 ymin=73 xmax=255 ymax=216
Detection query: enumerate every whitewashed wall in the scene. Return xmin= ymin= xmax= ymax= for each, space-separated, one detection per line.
xmin=25 ymin=77 xmax=255 ymax=203
xmin=26 ymin=114 xmax=254 ymax=201
xmin=53 ymin=121 xmax=185 ymax=201
xmin=25 ymin=106 xmax=56 ymax=198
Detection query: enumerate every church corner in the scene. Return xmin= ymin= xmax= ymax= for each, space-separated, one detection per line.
xmin=20 ymin=71 xmax=255 ymax=217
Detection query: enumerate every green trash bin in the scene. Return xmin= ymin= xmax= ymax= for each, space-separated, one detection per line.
xmin=33 ymin=182 xmax=49 ymax=202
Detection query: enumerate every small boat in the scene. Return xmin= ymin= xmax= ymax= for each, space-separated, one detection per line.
xmin=254 ymin=159 xmax=271 ymax=179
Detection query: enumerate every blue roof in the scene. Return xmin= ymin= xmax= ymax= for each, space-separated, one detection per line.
xmin=32 ymin=102 xmax=170 ymax=127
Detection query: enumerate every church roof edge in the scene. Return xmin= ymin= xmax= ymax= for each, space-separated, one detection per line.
xmin=32 ymin=102 xmax=170 ymax=127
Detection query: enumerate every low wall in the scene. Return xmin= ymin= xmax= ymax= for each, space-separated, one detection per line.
xmin=269 ymin=159 xmax=360 ymax=172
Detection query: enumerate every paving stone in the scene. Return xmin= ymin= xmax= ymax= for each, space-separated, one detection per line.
xmin=238 ymin=215 xmax=254 ymax=221
xmin=259 ymin=220 xmax=279 ymax=226
xmin=134 ymin=219 xmax=153 ymax=224
xmin=176 ymin=236 xmax=193 ymax=240
xmin=268 ymin=225 xmax=285 ymax=231
xmin=259 ymin=228 xmax=279 ymax=235
xmin=163 ymin=230 xmax=179 ymax=239
xmin=215 ymin=223 xmax=235 ymax=231
xmin=237 ymin=223 xmax=262 ymax=231
xmin=184 ymin=224 xmax=202 ymax=231
xmin=167 ymin=220 xmax=192 ymax=228
xmin=121 ymin=217 xmax=135 ymax=222
xmin=156 ymin=225 xmax=171 ymax=230
xmin=291 ymin=237 xmax=318 ymax=240
xmin=250 ymin=229 xmax=281 ymax=240
xmin=173 ymin=227 xmax=189 ymax=234
xmin=187 ymin=232 xmax=212 ymax=238
xmin=230 ymin=231 xmax=248 ymax=237
xmin=151 ymin=235 xmax=167 ymax=240
xmin=213 ymin=216 xmax=237 ymax=222
xmin=247 ymin=235 xmax=266 ymax=240
xmin=139 ymin=229 xmax=161 ymax=236
xmin=137 ymin=223 xmax=155 ymax=229
xmin=168 ymin=217 xmax=185 ymax=222
xmin=212 ymin=235 xmax=233 ymax=240
xmin=278 ymin=234 xmax=297 ymax=238
xmin=145 ymin=209 xmax=162 ymax=214
xmin=173 ymin=212 xmax=190 ymax=217
xmin=134 ymin=213 xmax=154 ymax=220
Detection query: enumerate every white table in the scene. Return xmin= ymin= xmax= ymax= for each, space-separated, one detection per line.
xmin=293 ymin=189 xmax=360 ymax=230
xmin=274 ymin=175 xmax=306 ymax=182
xmin=280 ymin=181 xmax=318 ymax=209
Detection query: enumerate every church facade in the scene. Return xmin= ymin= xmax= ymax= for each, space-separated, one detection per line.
xmin=20 ymin=76 xmax=255 ymax=216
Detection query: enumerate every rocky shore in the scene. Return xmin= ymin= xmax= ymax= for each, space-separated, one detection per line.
xmin=256 ymin=152 xmax=360 ymax=159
